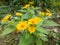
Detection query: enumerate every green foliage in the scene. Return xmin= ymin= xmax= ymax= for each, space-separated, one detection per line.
xmin=18 ymin=32 xmax=35 ymax=45
xmin=36 ymin=38 xmax=42 ymax=45
xmin=36 ymin=27 xmax=48 ymax=34
xmin=0 ymin=0 xmax=60 ymax=19
xmin=0 ymin=26 xmax=15 ymax=36
xmin=43 ymin=20 xmax=60 ymax=26
xmin=35 ymin=27 xmax=48 ymax=41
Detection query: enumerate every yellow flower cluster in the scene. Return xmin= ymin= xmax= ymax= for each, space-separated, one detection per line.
xmin=28 ymin=17 xmax=42 ymax=24
xmin=16 ymin=17 xmax=42 ymax=34
xmin=39 ymin=9 xmax=52 ymax=16
xmin=2 ymin=14 xmax=11 ymax=22
xmin=16 ymin=12 xmax=22 ymax=16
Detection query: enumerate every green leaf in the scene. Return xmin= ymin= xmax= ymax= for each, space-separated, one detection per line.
xmin=56 ymin=43 xmax=59 ymax=45
xmin=24 ymin=32 xmax=31 ymax=39
xmin=19 ymin=10 xmax=27 ymax=12
xmin=18 ymin=35 xmax=28 ymax=45
xmin=35 ymin=27 xmax=48 ymax=41
xmin=33 ymin=7 xmax=40 ymax=10
xmin=36 ymin=27 xmax=48 ymax=34
xmin=21 ymin=13 xmax=30 ymax=20
xmin=43 ymin=20 xmax=60 ymax=26
xmin=29 ymin=10 xmax=35 ymax=15
xmin=13 ymin=0 xmax=17 ymax=3
xmin=34 ymin=32 xmax=48 ymax=41
xmin=36 ymin=39 xmax=42 ymax=45
xmin=36 ymin=21 xmax=43 ymax=27
xmin=40 ymin=34 xmax=48 ymax=41
xmin=0 ymin=26 xmax=15 ymax=36
xmin=18 ymin=33 xmax=35 ymax=45
xmin=32 ymin=15 xmax=37 ymax=18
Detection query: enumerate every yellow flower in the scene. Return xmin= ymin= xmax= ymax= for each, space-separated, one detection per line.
xmin=29 ymin=2 xmax=34 ymax=4
xmin=39 ymin=11 xmax=52 ymax=16
xmin=28 ymin=18 xmax=36 ymax=24
xmin=22 ymin=4 xmax=30 ymax=9
xmin=16 ymin=21 xmax=28 ymax=31
xmin=39 ymin=12 xmax=45 ymax=16
xmin=46 ymin=9 xmax=52 ymax=16
xmin=28 ymin=26 xmax=36 ymax=34
xmin=16 ymin=12 xmax=22 ymax=16
xmin=46 ymin=12 xmax=52 ymax=16
xmin=28 ymin=17 xmax=42 ymax=24
xmin=2 ymin=14 xmax=11 ymax=22
xmin=35 ymin=17 xmax=42 ymax=22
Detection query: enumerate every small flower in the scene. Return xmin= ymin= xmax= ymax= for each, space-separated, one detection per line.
xmin=28 ymin=17 xmax=42 ymax=24
xmin=46 ymin=9 xmax=52 ymax=16
xmin=29 ymin=2 xmax=34 ymax=4
xmin=22 ymin=4 xmax=30 ymax=9
xmin=46 ymin=12 xmax=52 ymax=16
xmin=28 ymin=18 xmax=36 ymax=24
xmin=16 ymin=12 xmax=22 ymax=16
xmin=28 ymin=26 xmax=36 ymax=34
xmin=39 ymin=11 xmax=52 ymax=17
xmin=2 ymin=14 xmax=11 ymax=22
xmin=35 ymin=17 xmax=42 ymax=22
xmin=39 ymin=12 xmax=45 ymax=16
xmin=16 ymin=21 xmax=28 ymax=31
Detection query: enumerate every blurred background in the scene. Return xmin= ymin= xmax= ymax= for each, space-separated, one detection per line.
xmin=0 ymin=0 xmax=60 ymax=23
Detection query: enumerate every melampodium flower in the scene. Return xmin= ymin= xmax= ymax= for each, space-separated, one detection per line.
xmin=28 ymin=17 xmax=42 ymax=24
xmin=46 ymin=12 xmax=52 ymax=16
xmin=22 ymin=4 xmax=30 ymax=9
xmin=39 ymin=11 xmax=52 ymax=16
xmin=28 ymin=18 xmax=36 ymax=24
xmin=2 ymin=14 xmax=11 ymax=22
xmin=28 ymin=26 xmax=36 ymax=34
xmin=29 ymin=2 xmax=34 ymax=4
xmin=16 ymin=21 xmax=28 ymax=31
xmin=16 ymin=12 xmax=22 ymax=16
xmin=35 ymin=17 xmax=42 ymax=23
xmin=46 ymin=9 xmax=52 ymax=16
xmin=39 ymin=12 xmax=45 ymax=16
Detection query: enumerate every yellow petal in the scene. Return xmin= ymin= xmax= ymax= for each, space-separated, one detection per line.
xmin=16 ymin=12 xmax=22 ymax=16
xmin=28 ymin=26 xmax=36 ymax=34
